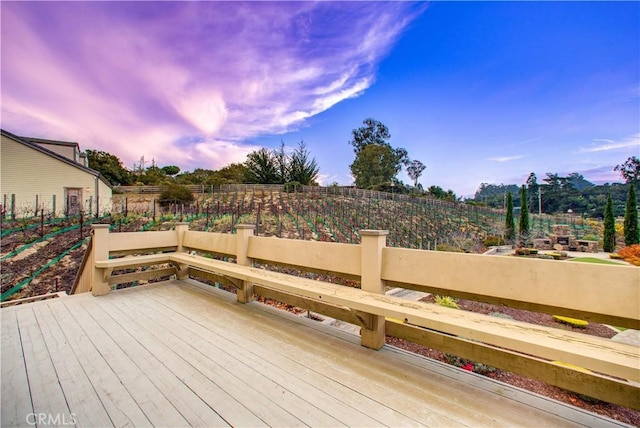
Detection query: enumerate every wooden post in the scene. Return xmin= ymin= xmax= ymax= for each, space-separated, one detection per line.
xmin=91 ymin=224 xmax=111 ymax=296
xmin=235 ymin=224 xmax=255 ymax=303
xmin=174 ymin=222 xmax=190 ymax=279
xmin=175 ymin=222 xmax=189 ymax=253
xmin=359 ymin=230 xmax=388 ymax=350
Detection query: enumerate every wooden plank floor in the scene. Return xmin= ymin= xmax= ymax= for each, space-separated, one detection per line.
xmin=1 ymin=279 xmax=626 ymax=427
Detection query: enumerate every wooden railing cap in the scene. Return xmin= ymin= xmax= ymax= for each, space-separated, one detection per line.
xmin=236 ymin=224 xmax=256 ymax=230
xmin=360 ymin=230 xmax=389 ymax=236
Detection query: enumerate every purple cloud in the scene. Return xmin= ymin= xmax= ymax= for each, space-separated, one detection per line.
xmin=1 ymin=2 xmax=422 ymax=170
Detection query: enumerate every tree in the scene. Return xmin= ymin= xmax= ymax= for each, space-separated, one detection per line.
xmin=614 ymin=156 xmax=640 ymax=185
xmin=159 ymin=183 xmax=194 ymax=206
xmin=351 ymin=144 xmax=401 ymax=189
xmin=519 ymin=185 xmax=530 ymax=245
xmin=288 ymin=140 xmax=319 ymax=185
xmin=603 ymin=194 xmax=616 ymax=252
xmin=274 ymin=140 xmax=289 ymax=184
xmin=426 ymin=185 xmax=457 ymax=202
xmin=505 ymin=192 xmax=515 ymax=243
xmin=244 ymin=148 xmax=279 ymax=184
xmin=139 ymin=165 xmax=169 ymax=185
xmin=215 ymin=163 xmax=249 ymax=184
xmin=161 ymin=165 xmax=180 ymax=176
xmin=526 ymin=172 xmax=538 ymax=213
xmin=624 ymin=184 xmax=639 ymax=245
xmin=348 ymin=118 xmax=408 ymax=189
xmin=349 ymin=118 xmax=391 ymax=152
xmin=406 ymin=159 xmax=426 ymax=188
xmin=86 ymin=149 xmax=132 ymax=186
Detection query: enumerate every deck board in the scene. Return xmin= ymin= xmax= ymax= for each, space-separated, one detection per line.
xmin=114 ymin=289 xmax=381 ymax=427
xmin=14 ymin=307 xmax=74 ymax=425
xmin=1 ymin=310 xmax=34 ymax=428
xmin=44 ymin=299 xmax=152 ymax=427
xmin=1 ymin=279 xmax=628 ymax=428
xmin=76 ymin=297 xmax=231 ymax=427
xmin=30 ymin=303 xmax=113 ymax=427
xmin=62 ymin=299 xmax=190 ymax=427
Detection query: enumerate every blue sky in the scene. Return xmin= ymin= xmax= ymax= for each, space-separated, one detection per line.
xmin=2 ymin=1 xmax=638 ymax=197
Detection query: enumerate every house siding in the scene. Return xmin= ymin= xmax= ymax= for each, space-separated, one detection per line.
xmin=1 ymin=134 xmax=112 ymax=217
xmin=32 ymin=141 xmax=78 ymax=162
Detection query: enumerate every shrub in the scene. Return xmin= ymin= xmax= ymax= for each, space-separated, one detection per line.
xmin=283 ymin=181 xmax=302 ymax=193
xmin=617 ymin=244 xmax=640 ymax=266
xmin=159 ymin=184 xmax=194 ymax=206
xmin=552 ymin=315 xmax=588 ymax=328
xmin=436 ymin=243 xmax=464 ymax=253
xmin=444 ymin=354 xmax=496 ymax=375
xmin=434 ymin=295 xmax=459 ymax=310
xmin=515 ymin=248 xmax=528 ymax=256
xmin=603 ymin=194 xmax=616 ymax=252
xmin=483 ymin=235 xmax=505 ymax=247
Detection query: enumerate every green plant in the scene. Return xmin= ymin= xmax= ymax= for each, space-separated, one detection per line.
xmin=603 ymin=193 xmax=616 ymax=252
xmin=519 ymin=185 xmax=530 ymax=245
xmin=435 ymin=243 xmax=464 ymax=253
xmin=552 ymin=315 xmax=588 ymax=328
xmin=624 ymin=184 xmax=639 ymax=245
xmin=444 ymin=354 xmax=496 ymax=375
xmin=283 ymin=181 xmax=302 ymax=193
xmin=505 ymin=192 xmax=515 ymax=242
xmin=434 ymin=295 xmax=459 ymax=310
xmin=483 ymin=235 xmax=505 ymax=247
xmin=159 ymin=184 xmax=194 ymax=206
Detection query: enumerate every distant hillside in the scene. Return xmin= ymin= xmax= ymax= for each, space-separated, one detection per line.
xmin=115 ymin=184 xmax=600 ymax=250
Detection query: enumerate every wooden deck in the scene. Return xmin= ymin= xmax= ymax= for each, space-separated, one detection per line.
xmin=1 ymin=279 xmax=627 ymax=427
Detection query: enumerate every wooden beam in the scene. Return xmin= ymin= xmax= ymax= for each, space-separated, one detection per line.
xmin=385 ymin=321 xmax=640 ymax=410
xmin=188 ymin=268 xmax=241 ymax=289
xmin=108 ymin=267 xmax=177 ymax=285
xmin=385 ymin=280 xmax=639 ymax=330
xmin=253 ymin=285 xmax=361 ymax=325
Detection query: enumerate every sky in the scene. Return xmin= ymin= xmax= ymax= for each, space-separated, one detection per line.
xmin=1 ymin=1 xmax=638 ymax=198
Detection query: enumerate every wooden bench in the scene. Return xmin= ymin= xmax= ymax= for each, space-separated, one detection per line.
xmin=96 ymin=253 xmax=178 ymax=286
xmin=170 ymin=253 xmax=638 ymax=380
xmin=83 ymin=224 xmax=640 ymax=410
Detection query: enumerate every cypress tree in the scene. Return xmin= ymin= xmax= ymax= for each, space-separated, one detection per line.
xmin=624 ymin=184 xmax=639 ymax=245
xmin=519 ymin=185 xmax=530 ymax=245
xmin=603 ymin=194 xmax=616 ymax=252
xmin=505 ymin=192 xmax=515 ymax=243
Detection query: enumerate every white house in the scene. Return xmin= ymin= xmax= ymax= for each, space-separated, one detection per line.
xmin=1 ymin=129 xmax=112 ymax=218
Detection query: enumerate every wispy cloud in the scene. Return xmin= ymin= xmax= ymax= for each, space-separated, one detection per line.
xmin=579 ymin=134 xmax=640 ymax=153
xmin=487 ymin=155 xmax=525 ymax=162
xmin=1 ymin=2 xmax=423 ymax=171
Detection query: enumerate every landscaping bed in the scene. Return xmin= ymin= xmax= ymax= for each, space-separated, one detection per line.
xmin=383 ymin=295 xmax=639 ymax=426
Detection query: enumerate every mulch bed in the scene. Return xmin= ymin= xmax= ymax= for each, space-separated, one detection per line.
xmin=383 ymin=295 xmax=639 ymax=426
